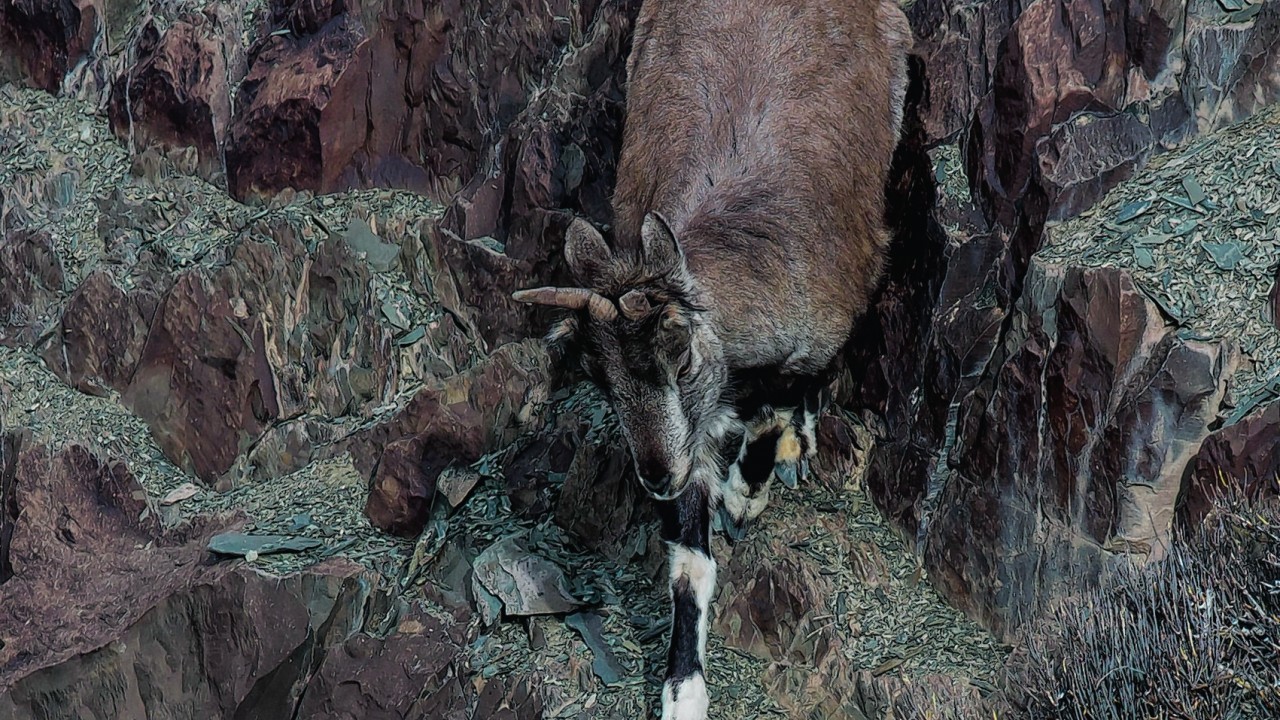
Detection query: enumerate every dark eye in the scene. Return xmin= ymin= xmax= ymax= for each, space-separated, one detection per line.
xmin=676 ymin=349 xmax=693 ymax=378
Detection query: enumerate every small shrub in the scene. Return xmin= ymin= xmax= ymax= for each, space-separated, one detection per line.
xmin=1008 ymin=489 xmax=1279 ymax=720
xmin=877 ymin=488 xmax=1280 ymax=720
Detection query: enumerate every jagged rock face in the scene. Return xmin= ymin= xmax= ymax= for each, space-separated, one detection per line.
xmin=34 ymin=222 xmax=398 ymax=486
xmin=0 ymin=229 xmax=64 ymax=346
xmin=924 ymin=263 xmax=1235 ymax=634
xmin=0 ymin=436 xmax=532 ymax=719
xmin=849 ymin=0 xmax=1280 ymax=636
xmin=912 ymin=0 xmax=1280 ymax=221
xmin=3 ymin=0 xmax=1279 ymax=665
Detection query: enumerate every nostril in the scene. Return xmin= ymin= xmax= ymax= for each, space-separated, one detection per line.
xmin=638 ymin=471 xmax=672 ymax=494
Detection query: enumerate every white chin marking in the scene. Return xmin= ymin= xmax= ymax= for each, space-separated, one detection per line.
xmin=662 ymin=674 xmax=709 ymax=720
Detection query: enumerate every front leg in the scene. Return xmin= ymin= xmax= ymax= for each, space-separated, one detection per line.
xmin=717 ymin=424 xmax=781 ymax=543
xmin=658 ymin=482 xmax=714 ymax=720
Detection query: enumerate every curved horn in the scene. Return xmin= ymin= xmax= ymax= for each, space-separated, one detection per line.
xmin=619 ymin=289 xmax=651 ymax=320
xmin=512 ymin=286 xmax=618 ymax=322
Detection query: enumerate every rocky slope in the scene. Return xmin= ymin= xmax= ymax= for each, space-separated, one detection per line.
xmin=0 ymin=83 xmax=1000 ymax=719
xmin=2 ymin=0 xmax=1279 ymax=716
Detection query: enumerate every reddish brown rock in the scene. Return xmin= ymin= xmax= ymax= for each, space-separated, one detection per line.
xmin=0 ymin=436 xmax=508 ymax=719
xmin=908 ymin=0 xmax=1279 ymax=227
xmin=352 ymin=340 xmax=550 ymax=536
xmin=0 ymin=435 xmax=237 ymax=685
xmin=1180 ymin=398 xmax=1280 ymax=526
xmin=37 ymin=224 xmax=396 ymax=486
xmin=0 ymin=228 xmax=64 ymax=347
xmin=223 ymin=9 xmax=365 ymax=200
xmin=122 ymin=270 xmax=284 ymax=481
xmin=0 ymin=0 xmax=99 ymax=92
xmin=470 ymin=674 xmax=545 ymax=720
xmin=107 ymin=11 xmax=246 ymax=182
xmin=293 ymin=609 xmax=478 ymax=720
xmin=41 ymin=269 xmax=158 ymax=395
xmin=223 ymin=0 xmax=631 ymax=204
xmin=922 ymin=263 xmax=1235 ymax=637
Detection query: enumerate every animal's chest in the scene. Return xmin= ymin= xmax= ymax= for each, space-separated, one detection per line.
xmin=714 ymin=310 xmax=825 ymax=374
xmin=728 ymin=366 xmax=808 ymax=417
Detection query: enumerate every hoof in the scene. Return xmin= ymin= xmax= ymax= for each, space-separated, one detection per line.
xmin=775 ymin=459 xmax=799 ymax=490
xmin=716 ymin=504 xmax=749 ymax=544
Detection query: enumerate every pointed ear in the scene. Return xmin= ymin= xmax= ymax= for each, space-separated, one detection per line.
xmin=564 ymin=217 xmax=612 ymax=283
xmin=640 ymin=211 xmax=684 ymax=273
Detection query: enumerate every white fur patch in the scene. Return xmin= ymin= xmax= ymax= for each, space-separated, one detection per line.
xmin=662 ymin=673 xmax=709 ymax=720
xmin=669 ymin=546 xmax=717 ymax=606
xmin=799 ymin=405 xmax=819 ymax=459
xmin=720 ymin=456 xmax=771 ymax=523
xmin=669 ymin=545 xmax=716 ymax=666
xmin=720 ymin=461 xmax=751 ymax=518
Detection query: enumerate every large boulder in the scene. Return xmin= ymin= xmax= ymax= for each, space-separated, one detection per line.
xmin=0 ymin=435 xmax=510 ymax=719
xmin=107 ymin=9 xmax=248 ymax=183
xmin=0 ymin=229 xmax=64 ymax=347
xmin=0 ymin=0 xmax=101 ymax=92
xmin=847 ymin=0 xmax=1280 ymax=637
xmin=37 ymin=220 xmax=397 ymax=487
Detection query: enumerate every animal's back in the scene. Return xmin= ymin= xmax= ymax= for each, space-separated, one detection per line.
xmin=613 ymin=0 xmax=911 ymax=373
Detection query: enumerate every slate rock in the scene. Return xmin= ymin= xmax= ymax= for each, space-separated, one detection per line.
xmin=352 ymin=340 xmax=550 ymax=536
xmin=0 ymin=229 xmax=64 ymax=347
xmin=107 ymin=11 xmax=247 ymax=182
xmin=923 ymin=263 xmax=1235 ymax=637
xmin=1180 ymin=398 xmax=1280 ymax=526
xmin=565 ymin=612 xmax=626 ymax=687
xmin=472 ymin=536 xmax=581 ymax=617
xmin=207 ymin=532 xmax=323 ymax=557
xmin=1269 ymin=265 xmax=1280 ymax=330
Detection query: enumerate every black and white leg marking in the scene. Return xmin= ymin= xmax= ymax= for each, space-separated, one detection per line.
xmin=658 ymin=482 xmax=714 ymax=720
xmin=773 ymin=383 xmax=831 ymax=489
xmin=716 ymin=424 xmax=781 ymax=544
xmin=716 ymin=381 xmax=832 ymax=542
